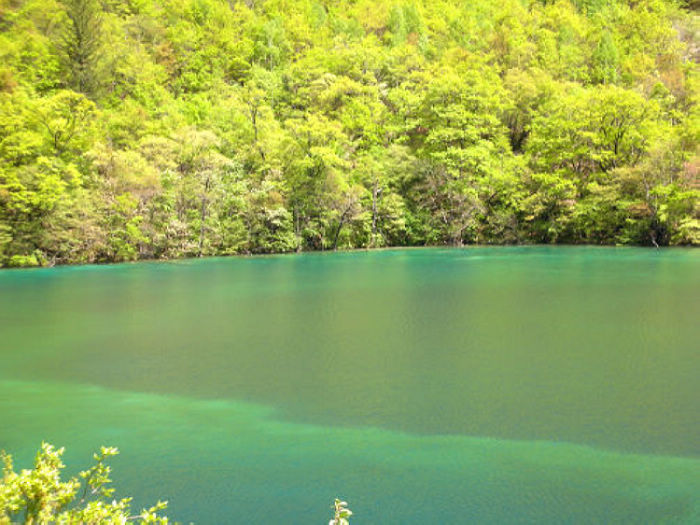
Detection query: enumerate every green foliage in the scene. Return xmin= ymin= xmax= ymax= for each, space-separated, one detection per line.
xmin=0 ymin=0 xmax=697 ymax=267
xmin=0 ymin=443 xmax=168 ymax=524
xmin=59 ymin=0 xmax=103 ymax=96
xmin=329 ymin=498 xmax=353 ymax=525
xmin=0 ymin=443 xmax=349 ymax=524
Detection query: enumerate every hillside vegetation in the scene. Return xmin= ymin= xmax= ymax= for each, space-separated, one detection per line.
xmin=0 ymin=0 xmax=698 ymax=266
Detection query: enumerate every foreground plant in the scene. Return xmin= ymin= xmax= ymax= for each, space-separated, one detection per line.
xmin=0 ymin=443 xmax=168 ymax=524
xmin=2 ymin=443 xmax=353 ymax=524
xmin=329 ymin=498 xmax=352 ymax=525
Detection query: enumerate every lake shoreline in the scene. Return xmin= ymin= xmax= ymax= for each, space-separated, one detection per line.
xmin=3 ymin=241 xmax=697 ymax=271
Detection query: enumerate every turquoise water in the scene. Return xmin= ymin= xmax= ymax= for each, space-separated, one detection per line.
xmin=1 ymin=247 xmax=698 ymax=523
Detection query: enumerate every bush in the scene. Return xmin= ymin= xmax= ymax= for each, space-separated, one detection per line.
xmin=0 ymin=443 xmax=168 ymax=524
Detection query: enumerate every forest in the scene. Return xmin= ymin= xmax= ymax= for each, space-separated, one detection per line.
xmin=0 ymin=0 xmax=698 ymax=267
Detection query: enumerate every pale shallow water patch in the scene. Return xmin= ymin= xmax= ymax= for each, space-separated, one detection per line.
xmin=1 ymin=380 xmax=698 ymax=524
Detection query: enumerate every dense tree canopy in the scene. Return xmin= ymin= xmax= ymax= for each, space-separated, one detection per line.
xmin=0 ymin=0 xmax=697 ymax=266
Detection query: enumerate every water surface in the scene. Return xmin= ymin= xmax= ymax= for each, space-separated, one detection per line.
xmin=1 ymin=247 xmax=698 ymax=523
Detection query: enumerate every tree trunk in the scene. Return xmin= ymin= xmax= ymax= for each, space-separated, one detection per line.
xmin=198 ymin=176 xmax=211 ymax=257
xmin=293 ymin=206 xmax=302 ymax=252
xmin=371 ymin=179 xmax=379 ymax=247
xmin=332 ymin=207 xmax=351 ymax=251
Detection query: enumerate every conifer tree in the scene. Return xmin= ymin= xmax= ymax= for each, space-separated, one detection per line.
xmin=59 ymin=0 xmax=102 ymax=96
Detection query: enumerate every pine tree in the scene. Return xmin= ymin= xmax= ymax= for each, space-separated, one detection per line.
xmin=60 ymin=0 xmax=102 ymax=96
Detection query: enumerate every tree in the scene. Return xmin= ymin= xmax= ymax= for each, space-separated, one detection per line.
xmin=527 ymin=85 xmax=661 ymax=181
xmin=591 ymin=31 xmax=620 ymax=85
xmin=174 ymin=128 xmax=231 ymax=257
xmin=616 ymin=140 xmax=699 ymax=246
xmin=281 ymin=113 xmax=351 ymax=250
xmin=0 ymin=443 xmax=168 ymax=524
xmin=59 ymin=0 xmax=103 ymax=96
xmin=0 ymin=89 xmax=97 ymax=266
xmin=409 ymin=64 xmax=511 ymax=245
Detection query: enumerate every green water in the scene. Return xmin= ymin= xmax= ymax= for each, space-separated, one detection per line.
xmin=1 ymin=247 xmax=698 ymax=523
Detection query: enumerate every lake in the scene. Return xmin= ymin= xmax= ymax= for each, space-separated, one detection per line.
xmin=1 ymin=247 xmax=698 ymax=523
